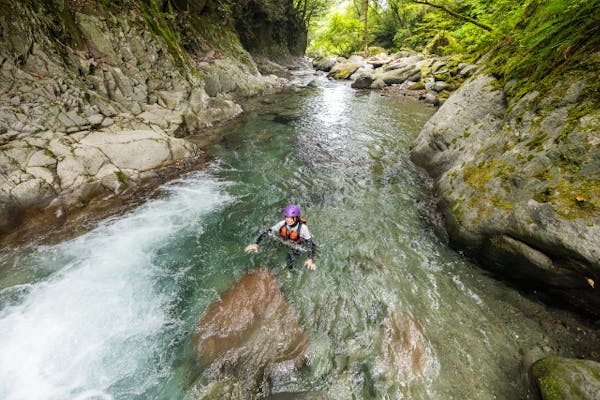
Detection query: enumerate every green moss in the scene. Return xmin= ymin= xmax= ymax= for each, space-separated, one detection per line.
xmin=451 ymin=198 xmax=464 ymax=226
xmin=114 ymin=171 xmax=128 ymax=184
xmin=492 ymin=196 xmax=512 ymax=211
xmin=558 ymin=152 xmax=582 ymax=173
xmin=557 ymin=100 xmax=598 ymax=144
xmin=531 ymin=357 xmax=600 ymax=400
xmin=463 ymin=159 xmax=508 ymax=189
xmin=330 ymin=64 xmax=360 ymax=79
xmin=550 ymin=179 xmax=600 ymax=219
xmin=533 ymin=167 xmax=553 ymax=181
xmin=534 ymin=187 xmax=553 ymax=203
xmin=135 ymin=0 xmax=195 ymax=75
xmin=526 ymin=133 xmax=548 ymax=151
xmin=408 ymin=82 xmax=425 ymax=90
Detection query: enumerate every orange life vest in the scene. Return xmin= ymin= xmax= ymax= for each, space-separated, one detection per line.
xmin=279 ymin=217 xmax=307 ymax=242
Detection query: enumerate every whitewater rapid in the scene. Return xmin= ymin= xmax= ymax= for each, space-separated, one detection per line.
xmin=0 ymin=171 xmax=230 ymax=400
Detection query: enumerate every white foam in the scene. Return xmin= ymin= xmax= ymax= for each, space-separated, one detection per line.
xmin=0 ymin=171 xmax=231 ymax=400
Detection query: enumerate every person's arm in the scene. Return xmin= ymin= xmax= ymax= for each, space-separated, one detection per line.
xmin=255 ymin=230 xmax=270 ymax=244
xmin=300 ymin=225 xmax=317 ymax=270
xmin=305 ymin=239 xmax=316 ymax=259
xmin=245 ymin=230 xmax=267 ymax=253
xmin=245 ymin=221 xmax=284 ymax=253
xmin=304 ymin=239 xmax=316 ymax=270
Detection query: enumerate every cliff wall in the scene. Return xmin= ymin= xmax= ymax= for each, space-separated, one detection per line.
xmin=411 ymin=61 xmax=599 ymax=315
xmin=0 ymin=0 xmax=306 ymax=236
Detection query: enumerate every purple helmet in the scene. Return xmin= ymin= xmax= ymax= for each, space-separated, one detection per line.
xmin=283 ymin=204 xmax=301 ymax=217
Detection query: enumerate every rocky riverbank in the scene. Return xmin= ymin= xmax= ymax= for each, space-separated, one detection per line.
xmin=312 ymin=51 xmax=477 ymax=107
xmin=0 ymin=0 xmax=307 ymax=241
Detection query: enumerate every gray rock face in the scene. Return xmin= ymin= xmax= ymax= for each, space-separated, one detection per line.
xmin=411 ymin=74 xmax=600 ymax=314
xmin=531 ymin=356 xmax=600 ymax=400
xmin=0 ymin=2 xmax=292 ymax=236
xmin=0 ymin=129 xmax=196 ymax=217
xmin=412 ymin=75 xmax=505 ymax=177
xmin=193 ymin=268 xmax=308 ymax=385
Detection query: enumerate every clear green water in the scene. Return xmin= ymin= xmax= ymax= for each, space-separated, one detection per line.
xmin=0 ymin=82 xmax=551 ymax=399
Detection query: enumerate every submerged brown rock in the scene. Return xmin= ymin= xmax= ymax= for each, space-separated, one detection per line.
xmin=379 ymin=311 xmax=435 ymax=381
xmin=193 ymin=268 xmax=308 ymax=384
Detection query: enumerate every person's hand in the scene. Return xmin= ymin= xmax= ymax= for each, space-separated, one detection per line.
xmin=245 ymin=243 xmax=258 ymax=253
xmin=305 ymin=259 xmax=316 ymax=270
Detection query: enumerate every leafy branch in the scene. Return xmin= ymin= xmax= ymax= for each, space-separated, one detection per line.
xmin=409 ymin=0 xmax=493 ymax=31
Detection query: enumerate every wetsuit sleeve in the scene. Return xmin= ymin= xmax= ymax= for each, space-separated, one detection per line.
xmin=255 ymin=230 xmax=269 ymax=244
xmin=255 ymin=221 xmax=285 ymax=244
xmin=299 ymin=225 xmax=315 ymax=258
xmin=305 ymin=239 xmax=316 ymax=259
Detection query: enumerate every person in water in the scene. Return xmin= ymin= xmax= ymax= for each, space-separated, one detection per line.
xmin=244 ymin=204 xmax=316 ymax=270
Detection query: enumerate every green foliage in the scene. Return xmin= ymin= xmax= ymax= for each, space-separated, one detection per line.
xmin=306 ymin=0 xmax=522 ymax=58
xmin=487 ymin=0 xmax=600 ymax=101
xmin=309 ymin=8 xmax=363 ymax=57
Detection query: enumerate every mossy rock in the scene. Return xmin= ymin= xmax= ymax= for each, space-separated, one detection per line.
xmin=531 ymin=356 xmax=600 ymax=400
xmin=408 ymin=82 xmax=426 ymax=90
xmin=327 ymin=63 xmax=360 ymax=80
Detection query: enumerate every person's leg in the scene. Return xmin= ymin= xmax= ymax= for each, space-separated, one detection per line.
xmin=286 ymin=249 xmax=301 ymax=269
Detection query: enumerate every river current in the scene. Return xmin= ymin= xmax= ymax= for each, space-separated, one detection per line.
xmin=0 ymin=78 xmax=566 ymax=399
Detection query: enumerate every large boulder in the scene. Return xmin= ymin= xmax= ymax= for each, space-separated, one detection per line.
xmin=327 ymin=63 xmax=362 ymax=80
xmin=377 ymin=66 xmax=421 ymax=85
xmin=193 ymin=268 xmax=309 ymax=385
xmin=531 ymin=356 xmax=600 ymax=400
xmin=411 ymin=74 xmax=600 ymax=315
xmin=351 ymin=74 xmax=375 ymax=89
xmin=312 ymin=57 xmax=337 ymax=72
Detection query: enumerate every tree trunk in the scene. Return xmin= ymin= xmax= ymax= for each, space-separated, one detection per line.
xmin=363 ymin=0 xmax=369 ymax=57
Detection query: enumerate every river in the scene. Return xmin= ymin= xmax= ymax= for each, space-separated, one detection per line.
xmin=0 ymin=78 xmax=585 ymax=399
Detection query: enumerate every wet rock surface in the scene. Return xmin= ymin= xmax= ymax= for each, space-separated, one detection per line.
xmin=193 ymin=268 xmax=309 ymax=385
